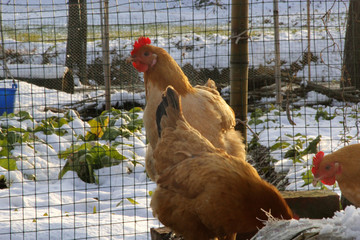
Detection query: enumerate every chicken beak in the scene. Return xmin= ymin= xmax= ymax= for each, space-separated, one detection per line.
xmin=126 ymin=56 xmax=135 ymax=63
xmin=312 ymin=177 xmax=320 ymax=187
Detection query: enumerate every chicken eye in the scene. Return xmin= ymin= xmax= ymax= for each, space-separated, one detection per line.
xmin=144 ymin=51 xmax=150 ymax=56
xmin=325 ymin=165 xmax=332 ymax=171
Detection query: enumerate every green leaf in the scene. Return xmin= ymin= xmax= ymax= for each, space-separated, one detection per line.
xmin=127 ymin=198 xmax=139 ymax=205
xmin=7 ymin=127 xmax=27 ymax=133
xmin=116 ymin=200 xmax=123 ymax=207
xmin=55 ymin=128 xmax=68 ymax=137
xmin=105 ymin=148 xmax=126 ymax=161
xmin=302 ymin=135 xmax=321 ymax=155
xmin=58 ymin=144 xmax=83 ymax=160
xmin=101 ymin=126 xmax=122 ymax=141
xmin=293 ymin=155 xmax=303 ymax=164
xmin=119 ymin=113 xmax=132 ymax=123
xmin=99 ymin=155 xmax=122 ymax=168
xmin=58 ymin=161 xmax=72 ymax=179
xmin=284 ymin=148 xmax=299 ymax=159
xmin=248 ymin=119 xmax=263 ymax=126
xmin=270 ymin=142 xmax=290 ymax=151
xmin=250 ymin=108 xmax=264 ymax=119
xmin=17 ymin=111 xmax=33 ymax=122
xmin=0 ymin=158 xmax=18 ymax=171
xmin=126 ymin=119 xmax=143 ymax=132
xmin=302 ymin=169 xmax=314 ymax=187
xmin=0 ymin=147 xmax=10 ymax=158
xmin=86 ymin=116 xmax=109 ymax=139
xmin=100 ymin=107 xmax=121 ymax=117
xmin=315 ymin=109 xmax=335 ymax=122
xmin=129 ymin=107 xmax=143 ymax=113
xmin=6 ymin=131 xmax=22 ymax=145
xmin=34 ymin=123 xmax=55 ymax=135
xmin=118 ymin=127 xmax=132 ymax=138
xmin=90 ymin=145 xmax=107 ymax=157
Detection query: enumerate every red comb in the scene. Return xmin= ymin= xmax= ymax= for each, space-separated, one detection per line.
xmin=311 ymin=151 xmax=324 ymax=174
xmin=131 ymin=37 xmax=151 ymax=55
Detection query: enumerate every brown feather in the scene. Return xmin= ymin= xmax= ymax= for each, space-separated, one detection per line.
xmin=130 ymin=41 xmax=245 ymax=181
xmin=151 ymin=87 xmax=293 ymax=240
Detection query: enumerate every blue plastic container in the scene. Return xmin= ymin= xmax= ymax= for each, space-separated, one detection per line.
xmin=0 ymin=84 xmax=17 ymax=115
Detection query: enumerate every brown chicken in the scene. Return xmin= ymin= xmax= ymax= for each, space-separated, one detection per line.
xmin=127 ymin=37 xmax=245 ymax=181
xmin=151 ymin=86 xmax=294 ymax=240
xmin=312 ymin=144 xmax=360 ymax=207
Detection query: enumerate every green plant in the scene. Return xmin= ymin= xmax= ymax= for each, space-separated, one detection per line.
xmin=34 ymin=116 xmax=69 ymax=136
xmin=283 ymin=135 xmax=321 ymax=164
xmin=58 ymin=142 xmax=126 ymax=184
xmin=315 ymin=107 xmax=336 ymax=122
xmin=248 ymin=108 xmax=265 ymax=126
xmin=0 ymin=127 xmax=33 ymax=161
xmin=84 ymin=107 xmax=143 ymax=141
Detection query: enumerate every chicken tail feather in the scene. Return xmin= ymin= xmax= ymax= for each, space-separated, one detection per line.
xmin=156 ymin=86 xmax=182 ymax=137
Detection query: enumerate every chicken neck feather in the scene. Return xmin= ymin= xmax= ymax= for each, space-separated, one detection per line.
xmin=143 ymin=45 xmax=195 ymax=96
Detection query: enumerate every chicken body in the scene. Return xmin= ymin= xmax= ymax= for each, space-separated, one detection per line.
xmin=151 ymin=86 xmax=293 ymax=240
xmin=312 ymin=144 xmax=360 ymax=207
xmin=128 ymin=37 xmax=245 ymax=180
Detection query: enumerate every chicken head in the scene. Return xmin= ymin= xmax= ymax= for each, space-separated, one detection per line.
xmin=312 ymin=151 xmax=342 ymax=186
xmin=127 ymin=37 xmax=157 ymax=72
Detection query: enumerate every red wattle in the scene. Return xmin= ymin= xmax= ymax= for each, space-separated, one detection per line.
xmin=133 ymin=62 xmax=148 ymax=72
xmin=321 ymin=176 xmax=336 ymax=185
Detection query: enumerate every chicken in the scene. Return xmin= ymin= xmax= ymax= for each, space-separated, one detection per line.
xmin=312 ymin=144 xmax=360 ymax=207
xmin=150 ymin=86 xmax=294 ymax=240
xmin=127 ymin=36 xmax=245 ymax=181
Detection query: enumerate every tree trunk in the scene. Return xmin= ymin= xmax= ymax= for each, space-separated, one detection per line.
xmin=65 ymin=0 xmax=88 ymax=91
xmin=343 ymin=0 xmax=360 ymax=88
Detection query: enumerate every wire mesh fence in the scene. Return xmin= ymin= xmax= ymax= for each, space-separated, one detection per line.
xmin=0 ymin=0 xmax=357 ymax=239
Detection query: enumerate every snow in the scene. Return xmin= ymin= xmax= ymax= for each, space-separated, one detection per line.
xmin=0 ymin=79 xmax=158 ymax=239
xmin=0 ymin=65 xmax=67 ymax=79
xmin=0 ymin=0 xmax=358 ymax=239
xmin=254 ymin=206 xmax=360 ymax=239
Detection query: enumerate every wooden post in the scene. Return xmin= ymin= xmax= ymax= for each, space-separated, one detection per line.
xmin=230 ymin=0 xmax=248 ymax=143
xmin=343 ymin=0 xmax=360 ymax=89
xmin=273 ymin=0 xmax=282 ymax=105
xmin=101 ymin=0 xmax=111 ymax=110
xmin=307 ymin=0 xmax=311 ymax=83
xmin=65 ymin=0 xmax=87 ymax=90
xmin=79 ymin=0 xmax=88 ymax=85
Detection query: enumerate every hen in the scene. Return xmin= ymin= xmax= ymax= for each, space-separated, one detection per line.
xmin=151 ymin=86 xmax=293 ymax=240
xmin=127 ymin=37 xmax=245 ymax=181
xmin=312 ymin=144 xmax=360 ymax=207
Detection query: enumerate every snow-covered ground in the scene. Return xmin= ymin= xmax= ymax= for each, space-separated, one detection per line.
xmin=0 ymin=79 xmax=157 ymax=239
xmin=253 ymin=205 xmax=360 ymax=239
xmin=0 ymin=0 xmax=359 ymax=239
